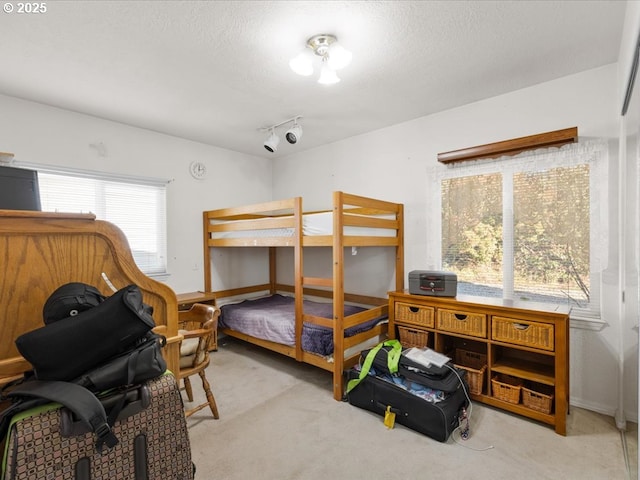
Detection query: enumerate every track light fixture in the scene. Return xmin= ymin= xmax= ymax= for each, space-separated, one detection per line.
xmin=290 ymin=34 xmax=352 ymax=85
xmin=285 ymin=119 xmax=303 ymax=144
xmin=260 ymin=116 xmax=303 ymax=152
xmin=263 ymin=129 xmax=280 ymax=153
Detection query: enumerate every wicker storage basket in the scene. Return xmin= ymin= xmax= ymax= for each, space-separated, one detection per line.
xmin=491 ymin=317 xmax=554 ymax=351
xmin=491 ymin=374 xmax=523 ymax=404
xmin=522 ymin=384 xmax=554 ymax=414
xmin=394 ymin=303 xmax=434 ymax=327
xmin=437 ymin=309 xmax=487 ymax=338
xmin=397 ymin=326 xmax=429 ymax=348
xmin=457 ymin=364 xmax=486 ymax=395
xmin=453 ymin=349 xmax=487 ymax=395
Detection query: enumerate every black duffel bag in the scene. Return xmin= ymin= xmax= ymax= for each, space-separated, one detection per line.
xmin=72 ymin=331 xmax=167 ymax=392
xmin=15 ymin=284 xmax=156 ymax=382
xmin=359 ymin=343 xmax=466 ymax=393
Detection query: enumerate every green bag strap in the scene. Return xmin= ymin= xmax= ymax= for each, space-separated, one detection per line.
xmin=346 ymin=339 xmax=402 ymax=394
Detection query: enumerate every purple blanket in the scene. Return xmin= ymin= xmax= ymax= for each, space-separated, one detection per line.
xmin=219 ymin=294 xmax=384 ymax=356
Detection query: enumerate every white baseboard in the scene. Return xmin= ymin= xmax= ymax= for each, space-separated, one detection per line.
xmin=571 ymin=397 xmax=638 ymax=424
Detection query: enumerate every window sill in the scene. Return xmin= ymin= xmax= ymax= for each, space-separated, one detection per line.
xmin=570 ymin=313 xmax=607 ymax=332
xmin=147 ymin=272 xmax=170 ymax=282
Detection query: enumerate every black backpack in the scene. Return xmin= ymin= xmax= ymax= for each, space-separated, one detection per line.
xmin=42 ymin=282 xmax=106 ymax=324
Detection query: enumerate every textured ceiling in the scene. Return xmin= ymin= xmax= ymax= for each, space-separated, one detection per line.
xmin=0 ymin=1 xmax=626 ymax=159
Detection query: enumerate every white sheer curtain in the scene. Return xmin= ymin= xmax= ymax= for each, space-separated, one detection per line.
xmin=427 ymin=139 xmax=608 ymax=320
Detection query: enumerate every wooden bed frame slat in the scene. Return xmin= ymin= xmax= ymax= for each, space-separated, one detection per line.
xmin=210 ymin=216 xmax=296 ymax=232
xmin=275 ymin=284 xmax=388 ymax=306
xmin=343 ymin=305 xmax=388 ymax=329
xmin=344 ymin=323 xmax=388 ymax=349
xmin=219 ymin=328 xmax=296 ymax=357
xmin=303 ymin=276 xmax=333 ymax=288
xmin=342 ymin=236 xmax=399 ymax=247
xmin=340 ymin=192 xmax=401 ymax=212
xmin=209 ymin=237 xmax=296 ymax=247
xmin=205 ymin=198 xmax=298 ymax=218
xmin=342 ymin=214 xmax=399 ymax=229
xmin=302 ymin=314 xmax=334 ymax=329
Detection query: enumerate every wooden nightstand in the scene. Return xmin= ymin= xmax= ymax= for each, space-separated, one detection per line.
xmin=176 ymin=291 xmax=218 ymax=350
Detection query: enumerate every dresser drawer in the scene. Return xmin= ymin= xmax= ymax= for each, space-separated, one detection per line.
xmin=437 ymin=309 xmax=487 ymax=338
xmin=491 ymin=317 xmax=554 ymax=351
xmin=394 ymin=302 xmax=435 ymax=328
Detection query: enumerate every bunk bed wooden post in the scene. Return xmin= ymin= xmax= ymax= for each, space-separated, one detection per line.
xmin=293 ymin=196 xmax=304 ymax=361
xmin=268 ymin=247 xmax=277 ymax=294
xmin=203 ymin=210 xmax=212 ymax=292
xmin=396 ymin=203 xmax=405 ymax=291
xmin=332 ymin=191 xmax=346 ymax=400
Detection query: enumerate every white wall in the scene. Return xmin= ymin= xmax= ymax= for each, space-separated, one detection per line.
xmin=272 ymin=64 xmax=632 ymax=419
xmin=0 ymin=93 xmax=273 ymax=293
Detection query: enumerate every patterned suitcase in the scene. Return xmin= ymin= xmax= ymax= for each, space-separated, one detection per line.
xmin=2 ymin=373 xmax=193 ymax=480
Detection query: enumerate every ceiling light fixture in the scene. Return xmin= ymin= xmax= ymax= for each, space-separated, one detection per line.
xmin=289 ymin=34 xmax=352 ymax=85
xmin=260 ymin=116 xmax=303 ymax=152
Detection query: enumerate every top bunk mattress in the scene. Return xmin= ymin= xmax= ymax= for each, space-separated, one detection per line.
xmin=210 ymin=211 xmax=395 ymax=239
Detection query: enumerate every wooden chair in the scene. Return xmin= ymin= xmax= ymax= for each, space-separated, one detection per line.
xmin=177 ymin=303 xmax=220 ymax=418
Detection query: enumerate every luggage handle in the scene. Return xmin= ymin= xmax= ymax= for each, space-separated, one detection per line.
xmin=346 ymin=340 xmax=402 ymax=394
xmin=374 ymin=401 xmax=402 ymax=416
xmin=59 ymin=384 xmax=151 ymax=438
xmin=7 ymin=380 xmax=119 ymax=452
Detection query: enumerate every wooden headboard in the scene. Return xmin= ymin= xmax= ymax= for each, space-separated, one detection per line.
xmin=0 ymin=210 xmax=180 ymax=382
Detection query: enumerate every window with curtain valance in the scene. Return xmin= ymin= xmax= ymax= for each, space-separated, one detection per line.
xmin=427 ymin=140 xmax=607 ymax=324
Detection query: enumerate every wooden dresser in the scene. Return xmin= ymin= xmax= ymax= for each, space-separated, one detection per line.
xmin=388 ymin=290 xmax=570 ymax=435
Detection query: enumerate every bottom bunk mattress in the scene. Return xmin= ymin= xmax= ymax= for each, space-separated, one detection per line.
xmin=219 ymin=294 xmax=385 ymax=356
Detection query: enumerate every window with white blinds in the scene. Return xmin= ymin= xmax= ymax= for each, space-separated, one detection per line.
xmin=432 ymin=140 xmax=606 ymax=319
xmin=35 ymin=168 xmax=168 ymax=276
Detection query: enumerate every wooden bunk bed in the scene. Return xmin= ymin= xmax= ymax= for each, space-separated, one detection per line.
xmin=0 ymin=210 xmax=181 ymax=385
xmin=202 ymin=191 xmax=404 ymax=400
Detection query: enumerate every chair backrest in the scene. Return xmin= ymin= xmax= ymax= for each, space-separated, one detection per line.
xmin=178 ymin=304 xmax=220 ymax=371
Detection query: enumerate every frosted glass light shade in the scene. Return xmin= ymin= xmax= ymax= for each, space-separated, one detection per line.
xmin=318 ymin=63 xmax=340 ymax=85
xmin=289 ymin=51 xmax=314 ymax=76
xmin=327 ymin=42 xmax=352 ymax=70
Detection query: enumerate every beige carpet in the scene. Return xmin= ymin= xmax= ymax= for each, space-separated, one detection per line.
xmin=185 ymin=337 xmax=637 ymax=480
